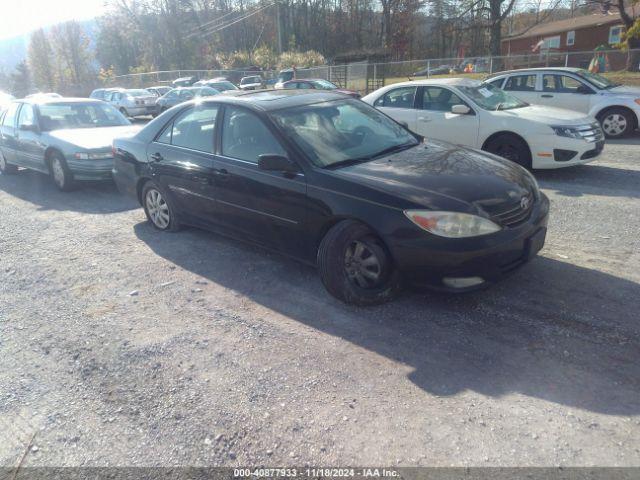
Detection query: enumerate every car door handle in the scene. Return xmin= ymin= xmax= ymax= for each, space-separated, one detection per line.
xmin=541 ymin=94 xmax=554 ymax=98
xmin=150 ymin=152 xmax=163 ymax=162
xmin=418 ymin=116 xmax=431 ymax=122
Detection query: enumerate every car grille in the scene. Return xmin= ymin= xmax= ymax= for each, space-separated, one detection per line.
xmin=482 ymin=193 xmax=534 ymax=228
xmin=576 ymin=122 xmax=605 ymax=143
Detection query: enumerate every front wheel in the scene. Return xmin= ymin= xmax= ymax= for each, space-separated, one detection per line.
xmin=0 ymin=150 xmax=18 ymax=174
xmin=598 ymin=108 xmax=634 ymax=138
xmin=48 ymin=153 xmax=75 ymax=191
xmin=317 ymin=220 xmax=400 ymax=305
xmin=484 ymin=134 xmax=532 ymax=170
xmin=142 ymin=182 xmax=181 ymax=231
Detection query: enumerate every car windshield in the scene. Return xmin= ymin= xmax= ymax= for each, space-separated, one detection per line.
xmin=271 ymin=99 xmax=418 ymax=168
xmin=460 ymin=83 xmax=528 ymax=110
xmin=310 ymin=80 xmax=338 ymax=90
xmin=38 ymin=102 xmax=130 ymax=131
xmin=574 ymin=69 xmax=619 ymax=89
xmin=126 ymin=89 xmax=151 ymax=97
xmin=241 ymin=77 xmax=260 ymax=84
xmin=209 ymin=81 xmax=237 ymax=91
xmin=195 ymin=87 xmax=220 ymax=97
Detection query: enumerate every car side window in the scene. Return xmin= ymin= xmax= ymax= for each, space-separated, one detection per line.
xmin=504 ymin=74 xmax=537 ymax=91
xmin=297 ymin=82 xmax=312 ymax=89
xmin=487 ymin=78 xmax=505 ymax=89
xmin=2 ymin=103 xmax=20 ymax=128
xmin=17 ymin=104 xmax=35 ymax=127
xmin=166 ymin=105 xmax=219 ymax=153
xmin=374 ymin=87 xmax=417 ymax=108
xmin=421 ymin=87 xmax=465 ymax=112
xmin=221 ymin=107 xmax=286 ymax=164
xmin=557 ymin=75 xmax=587 ymax=93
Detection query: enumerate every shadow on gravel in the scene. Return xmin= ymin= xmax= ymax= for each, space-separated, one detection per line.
xmin=135 ymin=222 xmax=640 ymax=416
xmin=536 ymin=164 xmax=640 ymax=199
xmin=0 ymin=169 xmax=138 ymax=213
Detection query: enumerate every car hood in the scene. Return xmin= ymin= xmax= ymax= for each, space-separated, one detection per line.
xmin=606 ymin=85 xmax=640 ymax=96
xmin=331 ymin=141 xmax=536 ymax=214
xmin=502 ymin=104 xmax=593 ymax=125
xmin=47 ymin=125 xmax=142 ymax=151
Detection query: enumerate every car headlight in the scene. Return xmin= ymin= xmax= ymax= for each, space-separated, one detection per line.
xmin=404 ymin=210 xmax=501 ymax=238
xmin=74 ymin=152 xmax=112 ymax=160
xmin=551 ymin=125 xmax=583 ymax=139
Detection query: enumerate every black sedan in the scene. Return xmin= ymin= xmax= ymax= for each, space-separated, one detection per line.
xmin=113 ymin=91 xmax=549 ymax=305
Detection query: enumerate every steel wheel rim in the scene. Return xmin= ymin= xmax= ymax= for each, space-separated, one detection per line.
xmin=145 ymin=189 xmax=170 ymax=229
xmin=602 ymin=114 xmax=627 ymax=136
xmin=52 ymin=159 xmax=65 ymax=187
xmin=344 ymin=240 xmax=383 ymax=289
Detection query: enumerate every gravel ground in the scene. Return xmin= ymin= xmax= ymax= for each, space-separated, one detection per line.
xmin=0 ymin=136 xmax=639 ymax=467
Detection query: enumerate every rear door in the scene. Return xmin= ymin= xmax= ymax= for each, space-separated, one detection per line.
xmin=414 ymin=86 xmax=479 ymax=146
xmin=502 ymin=73 xmax=540 ymax=104
xmin=0 ymin=102 xmax=22 ymax=166
xmin=147 ymin=104 xmax=220 ymax=225
xmin=373 ymin=86 xmax=419 ymax=132
xmin=213 ymin=105 xmax=308 ymax=256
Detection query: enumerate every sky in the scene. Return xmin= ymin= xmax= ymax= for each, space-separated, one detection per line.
xmin=0 ymin=0 xmax=107 ymax=40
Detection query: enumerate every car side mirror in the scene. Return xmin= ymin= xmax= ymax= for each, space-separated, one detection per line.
xmin=19 ymin=123 xmax=39 ymax=133
xmin=451 ymin=104 xmax=471 ymax=115
xmin=258 ymin=154 xmax=298 ymax=174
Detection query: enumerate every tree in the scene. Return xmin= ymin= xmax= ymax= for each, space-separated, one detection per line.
xmin=50 ymin=21 xmax=96 ymax=95
xmin=28 ymin=29 xmax=56 ymax=92
xmin=10 ymin=61 xmax=32 ymax=98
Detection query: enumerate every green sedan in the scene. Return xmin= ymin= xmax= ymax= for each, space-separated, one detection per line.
xmin=0 ymin=97 xmax=140 ymax=191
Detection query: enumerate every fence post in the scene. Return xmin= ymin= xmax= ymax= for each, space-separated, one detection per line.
xmin=427 ymin=60 xmax=431 ymax=78
xmin=565 ymin=53 xmax=569 ymax=67
xmin=489 ymin=56 xmax=493 ymax=74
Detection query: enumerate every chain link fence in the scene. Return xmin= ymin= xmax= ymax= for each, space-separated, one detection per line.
xmin=108 ymin=48 xmax=640 ymax=94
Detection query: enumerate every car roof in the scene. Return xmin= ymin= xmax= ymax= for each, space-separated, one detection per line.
xmin=284 ymin=78 xmax=330 ymax=83
xmin=489 ymin=67 xmax=582 ymax=77
xmin=18 ymin=97 xmax=105 ymax=105
xmin=382 ymin=77 xmax=482 ymax=88
xmin=203 ymin=89 xmax=351 ymax=111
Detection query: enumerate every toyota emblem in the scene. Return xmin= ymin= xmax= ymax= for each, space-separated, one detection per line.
xmin=520 ymin=196 xmax=531 ymax=210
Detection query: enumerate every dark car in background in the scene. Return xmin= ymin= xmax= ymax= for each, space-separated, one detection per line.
xmin=239 ymin=75 xmax=264 ymax=90
xmin=279 ymin=78 xmax=360 ymax=98
xmin=172 ymin=76 xmax=198 ymax=87
xmin=194 ymin=78 xmax=239 ymax=92
xmin=146 ymin=86 xmax=172 ymax=97
xmin=0 ymin=98 xmax=139 ymax=190
xmin=154 ymin=87 xmax=220 ymax=114
xmin=112 ymin=90 xmax=548 ymax=305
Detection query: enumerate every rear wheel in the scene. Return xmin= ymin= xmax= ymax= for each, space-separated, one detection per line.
xmin=598 ymin=107 xmax=634 ymax=138
xmin=142 ymin=182 xmax=181 ymax=232
xmin=0 ymin=150 xmax=18 ymax=174
xmin=119 ymin=107 xmax=130 ymax=118
xmin=317 ymin=220 xmax=400 ymax=305
xmin=48 ymin=152 xmax=75 ymax=191
xmin=484 ymin=133 xmax=532 ymax=170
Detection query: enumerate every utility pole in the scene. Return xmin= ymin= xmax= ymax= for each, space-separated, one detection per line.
xmin=276 ymin=0 xmax=282 ymax=54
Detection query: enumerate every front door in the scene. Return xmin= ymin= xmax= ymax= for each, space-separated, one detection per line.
xmin=15 ymin=103 xmax=46 ymax=171
xmin=373 ymin=86 xmax=419 ymax=132
xmin=539 ymin=74 xmax=593 ymax=113
xmin=414 ymin=86 xmax=479 ymax=146
xmin=148 ymin=104 xmax=220 ymax=225
xmin=214 ymin=105 xmax=308 ymax=257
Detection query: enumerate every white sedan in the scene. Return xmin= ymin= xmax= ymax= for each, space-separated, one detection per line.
xmin=362 ymin=78 xmax=604 ymax=170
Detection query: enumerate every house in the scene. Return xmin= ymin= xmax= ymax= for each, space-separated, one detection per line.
xmin=501 ymin=8 xmax=637 ymax=62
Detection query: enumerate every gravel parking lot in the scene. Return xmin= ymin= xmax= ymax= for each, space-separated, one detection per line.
xmin=1 ymin=135 xmax=639 ymax=467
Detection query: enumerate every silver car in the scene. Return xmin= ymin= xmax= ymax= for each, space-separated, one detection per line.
xmin=107 ymin=89 xmax=157 ymax=118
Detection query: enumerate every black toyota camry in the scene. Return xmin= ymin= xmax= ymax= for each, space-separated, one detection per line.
xmin=112 ymin=90 xmax=549 ymax=305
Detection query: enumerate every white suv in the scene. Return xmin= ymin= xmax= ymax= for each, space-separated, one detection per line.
xmin=362 ymin=78 xmax=604 ymax=170
xmin=486 ymin=67 xmax=640 ymax=138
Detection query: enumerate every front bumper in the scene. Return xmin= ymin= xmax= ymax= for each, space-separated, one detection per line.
xmin=390 ymin=194 xmax=550 ymax=291
xmin=66 ymin=157 xmax=115 ymax=181
xmin=529 ymin=132 xmax=604 ymax=169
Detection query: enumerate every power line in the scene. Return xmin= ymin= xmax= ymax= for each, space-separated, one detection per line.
xmin=186 ymin=2 xmax=276 ymax=40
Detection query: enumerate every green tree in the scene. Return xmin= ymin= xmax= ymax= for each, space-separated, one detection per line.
xmin=28 ymin=29 xmax=56 ymax=92
xmin=10 ymin=61 xmax=32 ymax=98
xmin=50 ymin=21 xmax=96 ymax=95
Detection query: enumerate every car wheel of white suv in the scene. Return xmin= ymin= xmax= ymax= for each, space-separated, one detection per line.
xmin=598 ymin=108 xmax=634 ymax=138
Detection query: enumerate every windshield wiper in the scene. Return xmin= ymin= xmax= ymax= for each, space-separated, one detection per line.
xmin=324 ymin=142 xmax=418 ymax=170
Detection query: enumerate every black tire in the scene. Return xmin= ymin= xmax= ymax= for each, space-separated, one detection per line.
xmin=597 ymin=107 xmax=634 ymax=139
xmin=484 ymin=133 xmax=532 ymax=170
xmin=317 ymin=220 xmax=401 ymax=305
xmin=48 ymin=152 xmax=75 ymax=191
xmin=0 ymin=150 xmax=18 ymax=175
xmin=119 ymin=107 xmax=129 ymax=118
xmin=141 ymin=181 xmax=181 ymax=232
